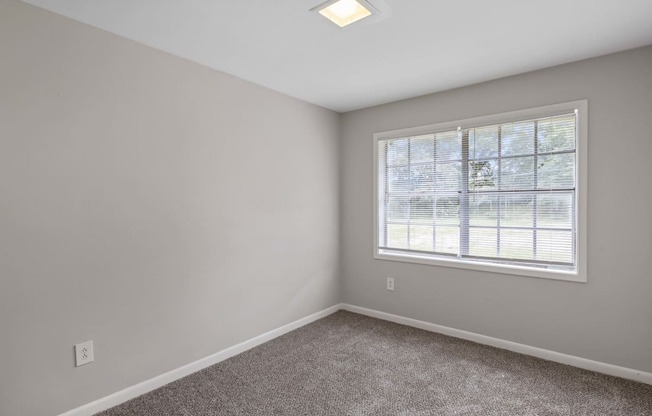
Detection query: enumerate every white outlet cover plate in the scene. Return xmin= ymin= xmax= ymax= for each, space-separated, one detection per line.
xmin=75 ymin=340 xmax=94 ymax=367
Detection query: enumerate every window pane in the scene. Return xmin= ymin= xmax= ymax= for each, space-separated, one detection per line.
xmin=537 ymin=115 xmax=575 ymax=153
xmin=468 ymin=193 xmax=560 ymax=232
xmin=434 ymin=162 xmax=461 ymax=191
xmin=435 ymin=131 xmax=462 ymax=161
xmin=500 ymin=156 xmax=534 ymax=190
xmin=537 ymin=153 xmax=575 ymax=189
xmin=410 ymin=196 xmax=434 ymax=224
xmin=410 ymin=164 xmax=433 ymax=193
xmin=387 ymin=138 xmax=408 ymax=165
xmin=500 ymin=229 xmax=534 ymax=260
xmin=435 ymin=226 xmax=459 ymax=254
xmin=469 ymin=194 xmax=498 ymax=226
xmin=469 ymin=160 xmax=498 ymax=191
xmin=386 ymin=224 xmax=408 ymax=249
xmin=410 ymin=135 xmax=434 ymax=163
xmin=435 ymin=196 xmax=459 ymax=225
xmin=388 ymin=166 xmax=409 ymax=192
xmin=502 ymin=121 xmax=535 ymax=156
xmin=500 ymin=194 xmax=534 ymax=227
xmin=536 ymin=230 xmax=573 ymax=263
xmin=469 ymin=228 xmax=497 ymax=258
xmin=536 ymin=193 xmax=573 ymax=229
xmin=469 ymin=126 xmax=498 ymax=159
xmin=410 ymin=225 xmax=433 ymax=251
xmin=387 ymin=197 xmax=409 ymax=221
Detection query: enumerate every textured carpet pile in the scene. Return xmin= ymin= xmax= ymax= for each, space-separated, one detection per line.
xmin=98 ymin=311 xmax=652 ymax=415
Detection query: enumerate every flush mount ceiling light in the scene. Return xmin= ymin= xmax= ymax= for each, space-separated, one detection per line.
xmin=312 ymin=0 xmax=377 ymax=28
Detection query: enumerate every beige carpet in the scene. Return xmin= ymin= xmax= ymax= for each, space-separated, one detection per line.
xmin=97 ymin=311 xmax=652 ymax=415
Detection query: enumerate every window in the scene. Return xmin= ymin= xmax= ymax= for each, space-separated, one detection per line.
xmin=373 ymin=101 xmax=587 ymax=282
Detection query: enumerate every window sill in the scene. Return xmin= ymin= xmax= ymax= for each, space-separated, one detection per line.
xmin=374 ymin=249 xmax=587 ymax=283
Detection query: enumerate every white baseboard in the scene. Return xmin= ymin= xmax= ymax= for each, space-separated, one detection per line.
xmin=59 ymin=301 xmax=651 ymax=415
xmin=58 ymin=304 xmax=341 ymax=416
xmin=340 ymin=303 xmax=652 ymax=385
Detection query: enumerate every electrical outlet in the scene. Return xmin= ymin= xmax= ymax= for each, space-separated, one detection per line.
xmin=386 ymin=277 xmax=395 ymax=291
xmin=75 ymin=340 xmax=94 ymax=367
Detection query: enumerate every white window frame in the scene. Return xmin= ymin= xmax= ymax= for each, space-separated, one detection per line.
xmin=373 ymin=100 xmax=588 ymax=282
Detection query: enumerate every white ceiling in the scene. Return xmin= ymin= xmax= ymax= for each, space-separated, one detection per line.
xmin=22 ymin=0 xmax=652 ymax=112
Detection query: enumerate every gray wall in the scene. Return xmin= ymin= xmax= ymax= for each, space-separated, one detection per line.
xmin=0 ymin=2 xmax=340 ymax=415
xmin=341 ymin=46 xmax=652 ymax=373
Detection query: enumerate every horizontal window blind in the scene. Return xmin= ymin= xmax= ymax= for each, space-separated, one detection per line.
xmin=377 ymin=113 xmax=577 ymax=272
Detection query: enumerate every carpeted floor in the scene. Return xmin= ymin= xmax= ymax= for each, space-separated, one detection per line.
xmin=97 ymin=311 xmax=652 ymax=415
